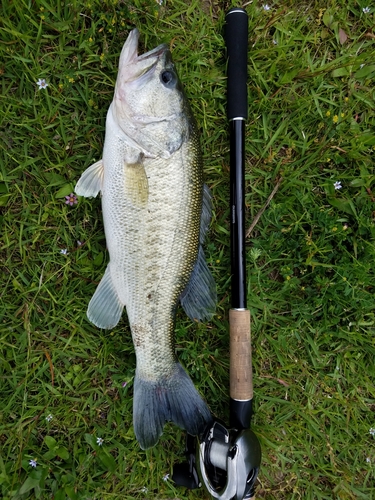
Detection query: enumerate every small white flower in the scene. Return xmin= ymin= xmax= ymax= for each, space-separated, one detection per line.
xmin=162 ymin=473 xmax=169 ymax=481
xmin=96 ymin=437 xmax=104 ymax=446
xmin=29 ymin=459 xmax=37 ymax=467
xmin=155 ymin=0 xmax=163 ymax=4
xmin=141 ymin=487 xmax=148 ymax=493
xmin=45 ymin=414 xmax=53 ymax=422
xmin=370 ymin=428 xmax=375 ymax=437
xmin=362 ymin=7 xmax=370 ymax=14
xmin=263 ymin=4 xmax=271 ymax=10
xmin=36 ymin=78 xmax=49 ymax=90
xmin=334 ymin=181 xmax=342 ymax=190
xmin=77 ymin=240 xmax=82 ymax=246
xmin=366 ymin=457 xmax=371 ymax=463
xmin=273 ymin=39 xmax=277 ymax=45
xmin=60 ymin=248 xmax=68 ymax=255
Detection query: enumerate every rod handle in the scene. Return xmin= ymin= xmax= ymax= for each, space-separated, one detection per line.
xmin=225 ymin=8 xmax=248 ymax=120
xmin=229 ymin=309 xmax=253 ymax=401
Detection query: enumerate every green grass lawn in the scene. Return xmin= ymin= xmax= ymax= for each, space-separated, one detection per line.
xmin=1 ymin=0 xmax=375 ymax=498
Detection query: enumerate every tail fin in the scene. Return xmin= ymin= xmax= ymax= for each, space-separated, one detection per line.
xmin=133 ymin=363 xmax=213 ymax=449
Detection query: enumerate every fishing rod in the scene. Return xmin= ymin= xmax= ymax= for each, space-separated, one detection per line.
xmin=173 ymin=9 xmax=261 ymax=499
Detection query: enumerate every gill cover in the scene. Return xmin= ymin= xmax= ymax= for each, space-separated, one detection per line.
xmin=111 ymin=29 xmax=186 ymax=159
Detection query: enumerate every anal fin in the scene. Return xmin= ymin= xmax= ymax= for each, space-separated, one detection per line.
xmin=87 ymin=265 xmax=124 ymax=329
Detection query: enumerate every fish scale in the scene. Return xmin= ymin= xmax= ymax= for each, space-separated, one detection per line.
xmin=119 ymin=154 xmax=200 ymax=377
xmin=75 ymin=29 xmax=216 ymax=449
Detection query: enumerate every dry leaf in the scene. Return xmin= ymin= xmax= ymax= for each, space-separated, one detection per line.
xmin=277 ymin=379 xmax=290 ymax=388
xmin=339 ymin=28 xmax=348 ymax=44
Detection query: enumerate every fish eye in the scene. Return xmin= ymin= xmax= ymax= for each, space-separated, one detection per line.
xmin=160 ymin=70 xmax=177 ymax=88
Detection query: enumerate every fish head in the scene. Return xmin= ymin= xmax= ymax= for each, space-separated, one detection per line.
xmin=112 ymin=29 xmax=191 ymax=158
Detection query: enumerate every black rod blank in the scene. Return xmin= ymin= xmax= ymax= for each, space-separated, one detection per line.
xmin=225 ymin=8 xmax=248 ymax=310
xmin=230 ymin=119 xmax=247 ymax=310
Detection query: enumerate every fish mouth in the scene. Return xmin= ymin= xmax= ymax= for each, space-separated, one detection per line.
xmin=138 ymin=41 xmax=169 ymax=61
xmin=118 ymin=29 xmax=169 ymax=84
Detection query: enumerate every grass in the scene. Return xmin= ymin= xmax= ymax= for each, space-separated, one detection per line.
xmin=1 ymin=0 xmax=375 ymax=498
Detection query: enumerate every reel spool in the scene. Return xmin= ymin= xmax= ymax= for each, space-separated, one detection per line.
xmin=173 ymin=421 xmax=261 ymax=500
xmin=198 ymin=421 xmax=261 ymax=500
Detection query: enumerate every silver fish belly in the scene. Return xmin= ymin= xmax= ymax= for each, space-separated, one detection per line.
xmin=75 ymin=29 xmax=216 ymax=449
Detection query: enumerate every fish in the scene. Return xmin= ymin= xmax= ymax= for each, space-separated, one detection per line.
xmin=75 ymin=29 xmax=216 ymax=449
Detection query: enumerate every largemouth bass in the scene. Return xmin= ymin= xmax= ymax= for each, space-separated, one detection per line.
xmin=75 ymin=29 xmax=216 ymax=449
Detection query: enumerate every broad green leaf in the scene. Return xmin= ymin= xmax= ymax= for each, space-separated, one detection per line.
xmin=56 ymin=446 xmax=70 ymax=460
xmin=84 ymin=433 xmax=95 ymax=447
xmin=93 ymin=251 xmax=104 ymax=267
xmin=54 ymin=489 xmax=66 ymax=500
xmin=65 ymin=485 xmax=79 ymax=500
xmin=45 ymin=172 xmax=66 ymax=187
xmin=0 ymin=472 xmax=9 ymax=485
xmin=0 ymin=194 xmax=11 ymax=207
xmin=280 ymin=68 xmax=300 ymax=84
xmin=55 ymin=183 xmax=75 ymax=198
xmin=44 ymin=435 xmax=58 ymax=450
xmin=18 ymin=476 xmax=40 ymax=495
xmin=358 ymin=134 xmax=375 ymax=146
xmin=354 ymin=65 xmax=375 ymax=79
xmin=323 ymin=11 xmax=334 ymax=27
xmin=327 ymin=197 xmax=357 ymax=217
xmin=331 ymin=67 xmax=349 ymax=77
xmin=350 ymin=178 xmax=366 ymax=187
xmin=43 ymin=450 xmax=57 ymax=460
xmin=98 ymin=451 xmax=116 ymax=472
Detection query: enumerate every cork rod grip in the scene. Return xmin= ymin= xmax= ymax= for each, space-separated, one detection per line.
xmin=230 ymin=309 xmax=253 ymax=401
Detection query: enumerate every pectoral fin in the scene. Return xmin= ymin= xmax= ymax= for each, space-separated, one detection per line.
xmin=75 ymin=160 xmax=104 ymax=198
xmin=87 ymin=265 xmax=124 ymax=329
xmin=124 ymin=161 xmax=149 ymax=208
